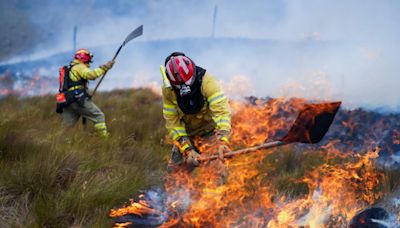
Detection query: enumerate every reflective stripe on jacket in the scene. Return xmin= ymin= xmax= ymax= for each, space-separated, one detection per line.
xmin=69 ymin=59 xmax=106 ymax=90
xmin=162 ymin=73 xmax=231 ymax=141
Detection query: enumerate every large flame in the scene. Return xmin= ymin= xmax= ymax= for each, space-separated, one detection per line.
xmin=110 ymin=98 xmax=393 ymax=227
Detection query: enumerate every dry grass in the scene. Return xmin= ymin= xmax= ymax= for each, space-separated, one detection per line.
xmin=0 ymin=89 xmax=169 ymax=227
xmin=0 ymin=89 xmax=399 ymax=227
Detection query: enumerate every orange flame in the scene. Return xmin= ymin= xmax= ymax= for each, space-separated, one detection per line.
xmin=110 ymin=195 xmax=165 ymax=218
xmin=111 ymin=98 xmax=387 ymax=227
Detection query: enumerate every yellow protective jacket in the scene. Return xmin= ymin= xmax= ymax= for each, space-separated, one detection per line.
xmin=68 ymin=59 xmax=107 ymax=91
xmin=162 ymin=72 xmax=231 ymax=141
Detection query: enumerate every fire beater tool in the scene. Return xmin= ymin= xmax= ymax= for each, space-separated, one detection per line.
xmin=91 ymin=25 xmax=143 ymax=97
xmin=199 ymin=101 xmax=342 ymax=162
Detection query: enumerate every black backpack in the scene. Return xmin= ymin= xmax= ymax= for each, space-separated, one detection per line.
xmin=55 ymin=65 xmax=86 ymax=113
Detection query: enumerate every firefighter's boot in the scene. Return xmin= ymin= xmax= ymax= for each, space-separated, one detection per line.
xmin=94 ymin=122 xmax=109 ymax=138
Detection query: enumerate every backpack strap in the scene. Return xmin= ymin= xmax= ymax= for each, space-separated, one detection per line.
xmin=61 ymin=65 xmax=72 ymax=92
xmin=61 ymin=64 xmax=87 ymax=92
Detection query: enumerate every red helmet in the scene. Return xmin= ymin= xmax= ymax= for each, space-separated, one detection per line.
xmin=165 ymin=53 xmax=196 ymax=87
xmin=74 ymin=48 xmax=93 ymax=63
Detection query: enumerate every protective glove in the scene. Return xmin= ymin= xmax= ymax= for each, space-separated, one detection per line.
xmin=186 ymin=149 xmax=201 ymax=166
xmin=100 ymin=60 xmax=115 ymax=71
xmin=215 ymin=130 xmax=231 ymax=160
xmin=177 ymin=136 xmax=193 ymax=154
xmin=216 ymin=142 xmax=231 ymax=161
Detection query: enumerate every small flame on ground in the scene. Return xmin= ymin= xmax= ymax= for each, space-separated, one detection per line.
xmin=0 ymin=70 xmax=54 ymax=97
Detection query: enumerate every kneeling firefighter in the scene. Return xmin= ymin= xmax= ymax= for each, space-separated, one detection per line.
xmin=56 ymin=48 xmax=114 ymax=137
xmin=161 ymin=52 xmax=232 ymax=168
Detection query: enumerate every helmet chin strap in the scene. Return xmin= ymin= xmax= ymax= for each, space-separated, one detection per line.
xmin=89 ymin=53 xmax=93 ymax=63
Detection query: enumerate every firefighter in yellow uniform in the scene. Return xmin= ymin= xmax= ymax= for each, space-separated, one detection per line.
xmin=61 ymin=49 xmax=114 ymax=137
xmin=161 ymin=52 xmax=231 ymax=167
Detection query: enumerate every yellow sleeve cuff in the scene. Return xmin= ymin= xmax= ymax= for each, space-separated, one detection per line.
xmin=220 ymin=135 xmax=230 ymax=144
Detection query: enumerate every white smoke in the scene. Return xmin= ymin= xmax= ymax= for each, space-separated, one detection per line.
xmin=1 ymin=0 xmax=400 ymax=110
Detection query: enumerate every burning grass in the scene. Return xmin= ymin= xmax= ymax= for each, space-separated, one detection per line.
xmin=111 ymin=97 xmax=400 ymax=227
xmin=0 ymin=90 xmax=399 ymax=227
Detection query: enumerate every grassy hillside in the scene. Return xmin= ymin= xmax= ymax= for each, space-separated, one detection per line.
xmin=0 ymin=89 xmax=169 ymax=227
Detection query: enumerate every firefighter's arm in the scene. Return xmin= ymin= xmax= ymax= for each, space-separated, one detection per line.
xmin=73 ymin=64 xmax=106 ymax=80
xmin=162 ymin=87 xmax=189 ymax=146
xmin=202 ymin=74 xmax=232 ymax=143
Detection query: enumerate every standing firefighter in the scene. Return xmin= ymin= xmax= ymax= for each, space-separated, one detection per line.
xmin=161 ymin=52 xmax=231 ymax=168
xmin=56 ymin=48 xmax=114 ymax=137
